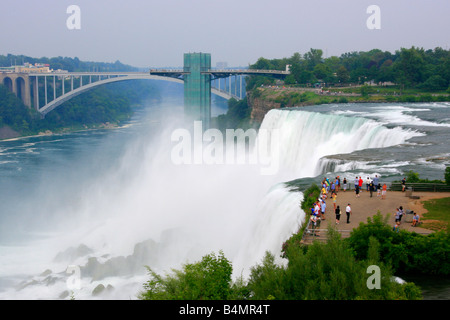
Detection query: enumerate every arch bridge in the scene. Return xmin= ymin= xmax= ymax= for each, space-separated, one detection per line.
xmin=1 ymin=53 xmax=289 ymax=128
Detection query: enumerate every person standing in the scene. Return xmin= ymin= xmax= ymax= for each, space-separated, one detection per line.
xmin=358 ymin=177 xmax=363 ymax=191
xmin=335 ymin=205 xmax=341 ymax=225
xmin=346 ymin=203 xmax=352 ymax=223
xmin=332 ymin=192 xmax=337 ymax=210
xmin=321 ymin=185 xmax=328 ymax=200
xmin=395 ymin=208 xmax=401 ymax=223
xmin=381 ymin=183 xmax=387 ymax=199
xmin=314 ymin=200 xmax=320 ymax=217
xmin=369 ymin=181 xmax=375 ymax=197
xmin=343 ymin=177 xmax=348 ymax=192
xmin=402 ymin=177 xmax=406 ymax=192
xmin=355 ymin=184 xmax=360 ymax=198
xmin=320 ymin=199 xmax=326 ymax=220
xmin=373 ymin=175 xmax=379 ymax=191
xmin=330 ymin=181 xmax=336 ymax=195
xmin=398 ymin=206 xmax=404 ymax=222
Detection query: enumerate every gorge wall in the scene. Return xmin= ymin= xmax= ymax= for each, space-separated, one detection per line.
xmin=247 ymin=92 xmax=281 ymax=125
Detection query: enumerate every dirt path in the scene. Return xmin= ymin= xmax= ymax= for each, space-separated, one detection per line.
xmin=317 ymin=189 xmax=448 ymax=235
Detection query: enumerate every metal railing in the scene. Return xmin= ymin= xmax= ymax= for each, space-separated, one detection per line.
xmin=390 ymin=182 xmax=450 ymax=192
xmin=300 ymin=216 xmax=352 ymax=244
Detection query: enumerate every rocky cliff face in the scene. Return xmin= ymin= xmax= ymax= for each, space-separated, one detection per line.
xmin=248 ymin=92 xmax=281 ymax=125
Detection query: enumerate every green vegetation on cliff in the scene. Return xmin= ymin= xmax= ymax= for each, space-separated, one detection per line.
xmin=213 ymin=97 xmax=254 ymax=131
xmin=244 ymin=47 xmax=450 ymax=114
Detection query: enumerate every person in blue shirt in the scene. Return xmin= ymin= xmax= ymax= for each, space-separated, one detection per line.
xmin=320 ymin=200 xmax=326 ymax=220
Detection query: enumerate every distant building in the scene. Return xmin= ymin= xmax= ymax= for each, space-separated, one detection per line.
xmin=14 ymin=62 xmax=52 ymax=73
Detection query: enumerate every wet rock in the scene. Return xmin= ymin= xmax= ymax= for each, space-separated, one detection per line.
xmin=17 ymin=279 xmax=38 ymax=291
xmin=43 ymin=275 xmax=58 ymax=286
xmin=92 ymin=283 xmax=114 ymax=297
xmin=59 ymin=290 xmax=70 ymax=299
xmin=54 ymin=244 xmax=94 ymax=263
xmin=40 ymin=269 xmax=52 ymax=277
xmin=92 ymin=284 xmax=105 ymax=296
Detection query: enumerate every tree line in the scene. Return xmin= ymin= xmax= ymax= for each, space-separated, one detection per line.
xmin=246 ymin=47 xmax=450 ymax=91
xmin=0 ymin=54 xmax=138 ymax=72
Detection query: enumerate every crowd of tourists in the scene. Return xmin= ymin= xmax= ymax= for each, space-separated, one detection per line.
xmin=309 ymin=175 xmax=421 ymax=233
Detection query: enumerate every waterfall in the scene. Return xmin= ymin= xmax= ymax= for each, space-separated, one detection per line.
xmin=0 ymin=105 xmax=427 ymax=300
xmin=258 ymin=108 xmax=423 ymax=179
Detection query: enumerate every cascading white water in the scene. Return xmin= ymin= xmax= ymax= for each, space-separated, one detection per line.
xmin=0 ymin=106 xmax=426 ymax=300
xmin=258 ymin=109 xmax=424 ymax=179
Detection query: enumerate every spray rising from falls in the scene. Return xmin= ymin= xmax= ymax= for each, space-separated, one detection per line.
xmin=0 ymin=107 xmax=424 ymax=300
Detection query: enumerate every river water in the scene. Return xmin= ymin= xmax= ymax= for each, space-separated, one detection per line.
xmin=0 ymin=90 xmax=449 ymax=299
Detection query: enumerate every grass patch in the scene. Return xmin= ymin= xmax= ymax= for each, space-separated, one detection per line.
xmin=421 ymin=197 xmax=450 ymax=231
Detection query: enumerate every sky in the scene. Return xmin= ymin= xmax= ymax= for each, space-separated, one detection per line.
xmin=0 ymin=0 xmax=449 ymax=68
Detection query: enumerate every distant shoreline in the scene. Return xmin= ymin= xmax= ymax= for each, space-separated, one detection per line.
xmin=0 ymin=122 xmax=130 ymax=142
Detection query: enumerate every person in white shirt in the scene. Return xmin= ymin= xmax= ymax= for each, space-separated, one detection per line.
xmin=346 ymin=203 xmax=352 ymax=223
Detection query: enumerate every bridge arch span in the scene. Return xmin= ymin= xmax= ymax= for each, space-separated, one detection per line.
xmin=2 ymin=76 xmax=13 ymax=92
xmin=15 ymin=76 xmax=26 ymax=102
xmin=38 ymin=74 xmax=237 ymax=116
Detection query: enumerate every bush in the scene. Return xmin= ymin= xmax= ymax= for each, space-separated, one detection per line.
xmin=418 ymin=75 xmax=448 ymax=91
xmin=345 ymin=212 xmax=450 ymax=275
xmin=445 ymin=166 xmax=450 ymax=185
xmin=249 ymin=227 xmax=422 ymax=300
xmin=406 ymin=170 xmax=420 ymax=183
xmin=300 ymin=184 xmax=320 ymax=212
xmin=139 ymin=251 xmax=237 ymax=300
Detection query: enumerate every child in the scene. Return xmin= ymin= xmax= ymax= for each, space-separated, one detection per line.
xmin=393 ymin=221 xmax=400 ymax=233
xmin=412 ymin=212 xmax=420 ymax=227
xmin=335 ymin=205 xmax=341 ymax=225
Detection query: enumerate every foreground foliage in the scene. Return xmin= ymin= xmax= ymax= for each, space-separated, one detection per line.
xmin=139 ymin=251 xmax=246 ymax=300
xmin=248 ymin=228 xmax=421 ymax=300
xmin=139 ymin=228 xmax=422 ymax=300
xmin=346 ymin=212 xmax=450 ymax=275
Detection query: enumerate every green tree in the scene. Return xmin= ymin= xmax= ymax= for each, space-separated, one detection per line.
xmin=336 ymin=66 xmax=350 ymax=84
xmin=139 ymin=251 xmax=235 ymax=300
xmin=393 ymin=47 xmax=427 ymax=87
xmin=313 ymin=63 xmax=332 ymax=82
xmin=303 ymin=48 xmax=323 ymax=71
xmin=445 ymin=166 xmax=450 ymax=185
xmin=406 ymin=170 xmax=420 ymax=183
xmin=418 ymin=75 xmax=448 ymax=91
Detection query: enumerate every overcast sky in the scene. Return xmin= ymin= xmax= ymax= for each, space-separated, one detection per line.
xmin=1 ymin=0 xmax=449 ymax=68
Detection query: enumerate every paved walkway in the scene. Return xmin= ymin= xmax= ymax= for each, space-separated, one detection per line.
xmin=303 ymin=189 xmax=447 ymax=243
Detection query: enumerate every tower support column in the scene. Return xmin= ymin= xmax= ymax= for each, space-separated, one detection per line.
xmin=183 ymin=52 xmax=211 ymax=130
